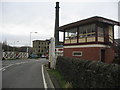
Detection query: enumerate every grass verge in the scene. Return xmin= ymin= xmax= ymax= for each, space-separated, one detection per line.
xmin=48 ymin=69 xmax=67 ymax=88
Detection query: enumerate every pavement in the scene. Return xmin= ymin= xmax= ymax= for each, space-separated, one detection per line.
xmin=2 ymin=59 xmax=56 ymax=89
xmin=44 ymin=67 xmax=61 ymax=88
xmin=43 ymin=65 xmax=55 ymax=89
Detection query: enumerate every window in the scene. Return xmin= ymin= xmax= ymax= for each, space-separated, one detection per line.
xmin=79 ymin=26 xmax=84 ymax=38
xmin=65 ymin=28 xmax=77 ymax=39
xmin=98 ymin=27 xmax=104 ymax=37
xmin=65 ymin=28 xmax=77 ymax=44
xmin=79 ymin=24 xmax=96 ymax=43
xmin=97 ymin=23 xmax=104 ymax=37
xmin=38 ymin=50 xmax=40 ymax=52
xmin=72 ymin=51 xmax=82 ymax=56
xmin=79 ymin=24 xmax=96 ymax=38
xmin=97 ymin=23 xmax=104 ymax=42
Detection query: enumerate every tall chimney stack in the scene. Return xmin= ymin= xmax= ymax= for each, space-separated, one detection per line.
xmin=54 ymin=2 xmax=60 ymax=45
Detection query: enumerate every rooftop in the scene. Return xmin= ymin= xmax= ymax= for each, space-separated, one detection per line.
xmin=33 ymin=39 xmax=50 ymax=42
xmin=59 ymin=16 xmax=120 ymax=30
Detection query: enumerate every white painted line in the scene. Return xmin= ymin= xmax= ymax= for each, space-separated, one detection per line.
xmin=8 ymin=64 xmax=13 ymax=67
xmin=3 ymin=64 xmax=12 ymax=69
xmin=42 ymin=65 xmax=47 ymax=89
xmin=0 ymin=64 xmax=15 ymax=71
xmin=1 ymin=61 xmax=40 ymax=71
xmin=2 ymin=69 xmax=6 ymax=72
xmin=36 ymin=60 xmax=39 ymax=61
xmin=22 ymin=62 xmax=26 ymax=63
xmin=0 ymin=67 xmax=6 ymax=71
xmin=16 ymin=63 xmax=21 ymax=65
xmin=0 ymin=68 xmax=2 ymax=71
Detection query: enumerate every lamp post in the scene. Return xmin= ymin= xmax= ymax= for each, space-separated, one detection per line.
xmin=30 ymin=32 xmax=38 ymax=47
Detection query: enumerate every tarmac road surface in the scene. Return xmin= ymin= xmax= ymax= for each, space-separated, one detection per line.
xmin=2 ymin=59 xmax=48 ymax=88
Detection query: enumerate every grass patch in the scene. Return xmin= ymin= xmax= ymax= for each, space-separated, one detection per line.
xmin=48 ymin=69 xmax=68 ymax=88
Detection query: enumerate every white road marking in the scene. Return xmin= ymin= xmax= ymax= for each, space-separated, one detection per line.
xmin=42 ymin=65 xmax=47 ymax=89
xmin=1 ymin=60 xmax=41 ymax=71
xmin=2 ymin=69 xmax=6 ymax=72
xmin=3 ymin=64 xmax=13 ymax=69
xmin=16 ymin=63 xmax=21 ymax=65
xmin=15 ymin=61 xmax=26 ymax=65
xmin=21 ymin=62 xmax=25 ymax=64
xmin=0 ymin=64 xmax=13 ymax=71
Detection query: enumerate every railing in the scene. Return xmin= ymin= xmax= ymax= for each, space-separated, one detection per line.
xmin=65 ymin=32 xmax=96 ymax=44
xmin=64 ymin=33 xmax=120 ymax=59
xmin=104 ymin=34 xmax=120 ymax=58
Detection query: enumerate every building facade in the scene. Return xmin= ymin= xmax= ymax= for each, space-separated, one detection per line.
xmin=59 ymin=16 xmax=120 ymax=63
xmin=33 ymin=40 xmax=50 ymax=57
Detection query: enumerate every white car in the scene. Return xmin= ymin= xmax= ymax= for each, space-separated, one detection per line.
xmin=41 ymin=55 xmax=46 ymax=58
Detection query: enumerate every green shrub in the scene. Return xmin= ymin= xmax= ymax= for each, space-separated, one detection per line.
xmin=56 ymin=56 xmax=120 ymax=88
xmin=113 ymin=58 xmax=120 ymax=65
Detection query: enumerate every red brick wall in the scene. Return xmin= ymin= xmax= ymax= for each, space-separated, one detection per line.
xmin=105 ymin=48 xmax=115 ymax=63
xmin=63 ymin=47 xmax=115 ymax=63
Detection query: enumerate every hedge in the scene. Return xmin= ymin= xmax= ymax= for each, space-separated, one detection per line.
xmin=56 ymin=56 xmax=120 ymax=88
xmin=113 ymin=58 xmax=120 ymax=65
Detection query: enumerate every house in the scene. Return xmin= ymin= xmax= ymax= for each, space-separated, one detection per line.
xmin=59 ymin=16 xmax=120 ymax=63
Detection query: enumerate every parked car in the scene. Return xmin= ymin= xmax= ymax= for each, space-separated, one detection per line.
xmin=29 ymin=54 xmax=38 ymax=59
xmin=41 ymin=55 xmax=46 ymax=58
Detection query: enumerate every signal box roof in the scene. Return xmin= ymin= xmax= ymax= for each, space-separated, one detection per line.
xmin=59 ymin=16 xmax=120 ymax=31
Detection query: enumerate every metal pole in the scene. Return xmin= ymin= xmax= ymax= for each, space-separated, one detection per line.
xmin=30 ymin=32 xmax=31 ymax=47
xmin=30 ymin=32 xmax=37 ymax=47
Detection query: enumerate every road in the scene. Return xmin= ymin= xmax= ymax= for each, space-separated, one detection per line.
xmin=2 ymin=59 xmax=48 ymax=88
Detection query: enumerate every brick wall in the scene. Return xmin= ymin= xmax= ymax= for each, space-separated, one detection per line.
xmin=105 ymin=48 xmax=115 ymax=63
xmin=64 ymin=47 xmax=114 ymax=63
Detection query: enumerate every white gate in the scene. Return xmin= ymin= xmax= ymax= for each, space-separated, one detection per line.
xmin=3 ymin=51 xmax=28 ymax=59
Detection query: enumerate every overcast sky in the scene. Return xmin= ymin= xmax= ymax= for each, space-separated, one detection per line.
xmin=0 ymin=0 xmax=120 ymax=47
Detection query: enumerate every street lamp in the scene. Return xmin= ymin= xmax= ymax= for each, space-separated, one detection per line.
xmin=30 ymin=32 xmax=38 ymax=47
